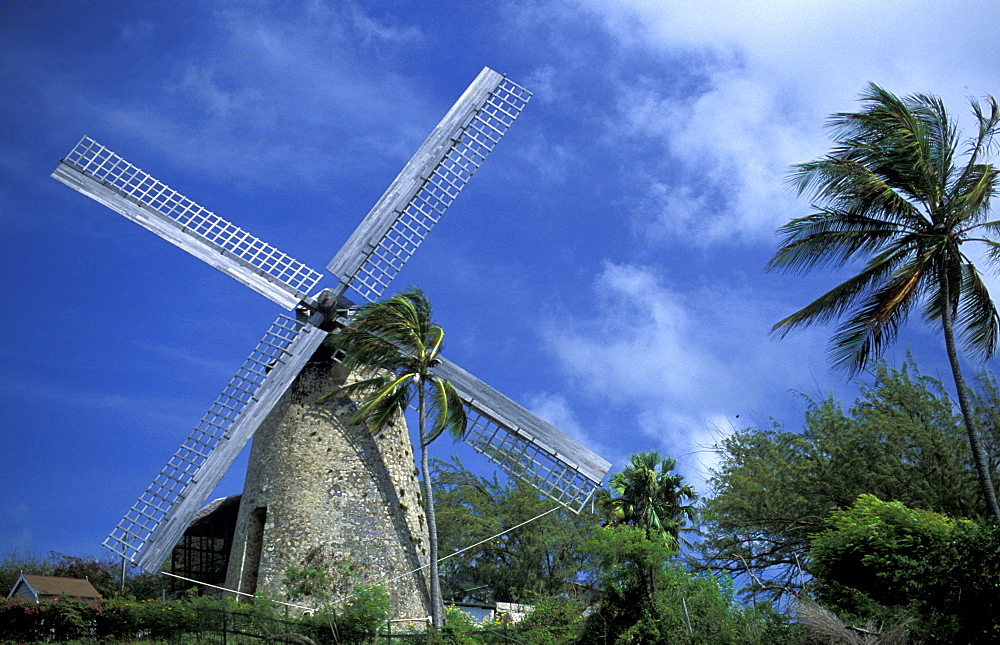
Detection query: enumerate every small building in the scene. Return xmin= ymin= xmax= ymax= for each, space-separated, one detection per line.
xmin=6 ymin=574 xmax=102 ymax=603
xmin=444 ymin=600 xmax=534 ymax=626
xmin=170 ymin=494 xmax=241 ymax=596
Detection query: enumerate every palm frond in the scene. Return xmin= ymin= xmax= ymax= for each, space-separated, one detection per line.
xmin=774 ymin=83 xmax=1000 ymax=371
xmin=771 ymin=248 xmax=907 ymax=336
xmin=768 ymin=210 xmax=918 ymax=275
xmin=956 ymin=260 xmax=1000 ymax=359
xmin=788 ymin=155 xmax=923 ymax=228
xmin=949 ymin=163 xmax=999 ymax=230
xmin=964 ymin=95 xmax=1000 ymax=164
xmin=828 ymin=260 xmax=928 ymax=373
xmin=602 ymin=451 xmax=696 ymax=540
xmin=351 ymin=372 xmax=415 ymax=428
xmin=317 ymin=372 xmax=395 ymax=405
xmin=425 ymin=378 xmax=467 ymax=444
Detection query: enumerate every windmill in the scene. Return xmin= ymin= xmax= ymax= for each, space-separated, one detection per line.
xmin=52 ymin=68 xmax=611 ymax=605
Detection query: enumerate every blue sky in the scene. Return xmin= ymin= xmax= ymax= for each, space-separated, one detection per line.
xmin=2 ymin=1 xmax=999 ymax=560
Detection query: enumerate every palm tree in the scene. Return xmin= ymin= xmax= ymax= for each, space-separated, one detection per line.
xmin=768 ymin=83 xmax=1000 ymax=521
xmin=319 ymin=286 xmax=466 ymax=628
xmin=599 ymin=451 xmax=697 ymax=543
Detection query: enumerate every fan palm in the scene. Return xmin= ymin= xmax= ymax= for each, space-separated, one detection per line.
xmin=319 ymin=286 xmax=466 ymax=627
xmin=768 ymin=83 xmax=1000 ymax=520
xmin=600 ymin=451 xmax=697 ymax=542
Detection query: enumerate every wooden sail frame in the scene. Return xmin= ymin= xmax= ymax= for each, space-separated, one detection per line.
xmin=53 ymin=67 xmax=611 ymax=572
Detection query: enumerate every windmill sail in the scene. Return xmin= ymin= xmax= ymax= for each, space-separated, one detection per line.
xmin=434 ymin=357 xmax=611 ymax=512
xmin=327 ymin=67 xmax=531 ymax=303
xmin=104 ymin=315 xmax=327 ymax=572
xmin=52 ymin=137 xmax=323 ymax=310
xmin=53 ymin=67 xmax=612 ymax=577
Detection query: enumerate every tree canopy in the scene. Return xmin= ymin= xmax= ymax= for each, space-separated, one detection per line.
xmin=700 ymin=359 xmax=992 ymax=603
xmin=432 ymin=457 xmax=597 ymax=604
xmin=597 ymin=451 xmax=697 ymax=543
xmin=811 ymin=495 xmax=1000 ymax=643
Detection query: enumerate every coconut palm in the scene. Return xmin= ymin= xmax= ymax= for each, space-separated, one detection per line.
xmin=768 ymin=83 xmax=1000 ymax=520
xmin=600 ymin=451 xmax=697 ymax=542
xmin=319 ymin=286 xmax=466 ymax=627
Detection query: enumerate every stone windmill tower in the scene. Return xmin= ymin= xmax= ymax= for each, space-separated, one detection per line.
xmin=226 ymin=357 xmax=432 ymax=616
xmin=51 ymin=68 xmax=611 ymax=616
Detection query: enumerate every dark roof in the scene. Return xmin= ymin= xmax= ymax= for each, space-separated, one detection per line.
xmin=190 ymin=494 xmax=242 ymax=527
xmin=9 ymin=574 xmax=102 ymax=600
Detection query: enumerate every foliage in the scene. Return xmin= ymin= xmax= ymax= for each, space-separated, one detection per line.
xmin=281 ymin=559 xmax=360 ymax=606
xmin=700 ymin=359 xmax=989 ymax=603
xmin=0 ymin=549 xmax=170 ymax=602
xmin=810 ymin=495 xmax=1000 ymax=643
xmin=971 ymin=367 xmax=1000 ymax=475
xmin=514 ymin=595 xmax=586 ymax=644
xmin=423 ymin=606 xmax=483 ymax=644
xmin=597 ymin=451 xmax=696 ymax=542
xmin=1 ymin=596 xmax=137 ymax=642
xmin=579 ymin=526 xmax=805 ymax=644
xmin=301 ymin=583 xmax=390 ymax=644
xmin=321 ymin=286 xmax=465 ymax=628
xmin=768 ymin=83 xmax=1000 ymax=519
xmin=0 ymin=583 xmax=389 ymax=643
xmin=433 ymin=456 xmax=598 ymax=604
xmin=0 ymin=549 xmax=55 ymax=599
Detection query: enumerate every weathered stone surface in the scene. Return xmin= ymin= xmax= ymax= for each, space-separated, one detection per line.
xmin=225 ymin=354 xmax=431 ymax=619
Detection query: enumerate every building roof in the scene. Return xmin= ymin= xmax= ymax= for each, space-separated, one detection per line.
xmin=6 ymin=574 xmax=102 ymax=601
xmin=190 ymin=493 xmax=242 ymax=527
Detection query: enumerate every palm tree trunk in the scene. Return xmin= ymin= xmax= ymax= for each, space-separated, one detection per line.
xmin=418 ymin=383 xmax=444 ymax=627
xmin=941 ymin=275 xmax=1000 ymax=522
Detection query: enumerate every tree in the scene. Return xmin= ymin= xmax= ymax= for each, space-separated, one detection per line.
xmin=810 ymin=495 xmax=1000 ymax=643
xmin=319 ymin=286 xmax=466 ymax=628
xmin=598 ymin=451 xmax=697 ymax=543
xmin=432 ymin=456 xmax=598 ymax=604
xmin=701 ymin=360 xmax=984 ymax=604
xmin=768 ymin=84 xmax=1000 ymax=520
xmin=579 ymin=526 xmax=804 ymax=645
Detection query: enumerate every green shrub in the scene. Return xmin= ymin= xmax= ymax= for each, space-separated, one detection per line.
xmin=0 ymin=595 xmax=139 ymax=642
xmin=810 ymin=494 xmax=1000 ymax=643
xmin=515 ymin=595 xmax=584 ymax=645
xmin=299 ymin=583 xmax=390 ymax=644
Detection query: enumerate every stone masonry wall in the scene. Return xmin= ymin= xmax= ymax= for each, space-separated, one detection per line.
xmin=224 ymin=354 xmax=431 ymax=620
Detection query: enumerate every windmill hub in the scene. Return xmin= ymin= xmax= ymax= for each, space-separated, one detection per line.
xmin=297 ymin=287 xmax=357 ymax=332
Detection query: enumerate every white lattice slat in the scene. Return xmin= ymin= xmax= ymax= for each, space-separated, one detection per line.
xmin=433 ymin=357 xmax=611 ymax=512
xmin=327 ymin=68 xmax=532 ymax=302
xmin=103 ymin=315 xmax=327 ymax=571
xmin=52 ymin=138 xmax=323 ymax=310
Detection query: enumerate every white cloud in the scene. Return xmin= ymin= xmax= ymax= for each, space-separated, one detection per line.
xmin=119 ymin=20 xmax=154 ymax=43
xmin=524 ymin=391 xmax=603 ymax=451
xmin=578 ymin=0 xmax=1000 ymax=246
xmin=348 ymin=5 xmax=423 ymax=46
xmin=547 ymin=262 xmax=726 ymax=404
xmin=86 ymin=5 xmax=441 ymax=190
xmin=523 ymin=65 xmax=560 ymax=104
xmin=543 ymin=261 xmax=836 ymax=479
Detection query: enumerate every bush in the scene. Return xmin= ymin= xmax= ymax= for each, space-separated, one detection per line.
xmin=577 ymin=526 xmax=805 ymax=644
xmin=0 ymin=549 xmax=170 ymax=602
xmin=302 ymin=583 xmax=390 ymax=643
xmin=0 ymin=596 xmax=137 ymax=642
xmin=810 ymin=495 xmax=1000 ymax=643
xmin=515 ymin=595 xmax=584 ymax=644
